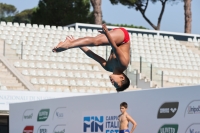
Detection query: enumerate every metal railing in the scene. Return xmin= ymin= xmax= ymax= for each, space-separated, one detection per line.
xmin=2 ymin=40 xmax=24 ymax=60
xmin=128 ymin=56 xmax=164 ymax=88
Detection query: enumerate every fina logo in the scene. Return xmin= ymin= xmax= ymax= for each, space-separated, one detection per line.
xmin=83 ymin=116 xmax=104 ymax=132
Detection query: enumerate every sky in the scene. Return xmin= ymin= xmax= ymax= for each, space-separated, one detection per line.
xmin=0 ymin=0 xmax=199 ymax=34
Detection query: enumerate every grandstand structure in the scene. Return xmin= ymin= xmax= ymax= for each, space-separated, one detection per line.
xmin=0 ymin=22 xmax=200 ymax=93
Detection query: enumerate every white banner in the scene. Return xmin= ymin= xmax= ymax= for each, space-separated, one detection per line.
xmin=0 ymin=90 xmax=92 ymax=110
xmin=9 ymin=85 xmax=200 ymax=133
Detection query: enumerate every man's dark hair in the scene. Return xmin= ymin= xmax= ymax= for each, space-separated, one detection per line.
xmin=116 ymin=73 xmax=130 ymax=92
xmin=120 ymin=102 xmax=128 ymax=108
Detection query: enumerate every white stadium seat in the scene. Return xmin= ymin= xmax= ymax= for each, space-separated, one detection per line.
xmin=39 ymin=79 xmax=46 ymax=85
xmin=79 ymin=88 xmax=86 ymax=93
xmin=90 ymin=73 xmax=96 ymax=79
xmin=77 ymin=80 xmax=84 ymax=86
xmin=55 ymin=79 xmax=61 ymax=85
xmin=84 ymin=80 xmax=91 ymax=86
xmin=87 ymin=89 xmax=93 ymax=93
xmin=69 ymin=80 xmax=76 ymax=86
xmin=14 ymin=62 xmax=20 ymax=67
xmin=22 ymin=70 xmax=29 ymax=76
xmin=81 ymin=73 xmax=88 ymax=78
xmin=31 ymin=78 xmax=38 ymax=84
xmin=52 ymin=71 xmax=59 ymax=77
xmin=67 ymin=72 xmax=74 ymax=77
xmin=91 ymin=81 xmax=98 ymax=87
xmin=1 ymin=86 xmax=7 ymax=90
xmin=56 ymin=88 xmax=62 ymax=92
xmin=29 ymin=62 xmax=35 ymax=68
xmin=74 ymin=72 xmax=81 ymax=78
xmin=48 ymin=87 xmax=55 ymax=92
xmin=40 ymin=87 xmax=46 ymax=92
xmin=62 ymin=80 xmax=69 ymax=86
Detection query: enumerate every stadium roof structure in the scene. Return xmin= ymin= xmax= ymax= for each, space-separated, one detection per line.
xmin=66 ymin=23 xmax=200 ymax=41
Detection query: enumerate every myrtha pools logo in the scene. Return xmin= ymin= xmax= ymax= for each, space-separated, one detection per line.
xmin=84 ymin=116 xmax=104 ymax=132
xmin=158 ymin=124 xmax=179 ymax=133
xmin=157 ymin=102 xmax=179 ymax=119
xmin=37 ymin=109 xmax=50 ymax=121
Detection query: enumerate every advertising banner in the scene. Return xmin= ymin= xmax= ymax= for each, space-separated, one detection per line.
xmin=10 ymin=85 xmax=200 ymax=133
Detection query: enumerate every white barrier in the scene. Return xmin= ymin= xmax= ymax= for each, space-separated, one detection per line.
xmin=0 ymin=90 xmax=92 ymax=111
xmin=10 ymin=85 xmax=200 ymax=133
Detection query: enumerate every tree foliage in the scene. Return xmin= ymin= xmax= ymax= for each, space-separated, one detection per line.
xmin=0 ymin=7 xmax=35 ymax=23
xmin=0 ymin=3 xmax=17 ymax=17
xmin=13 ymin=8 xmax=36 ymax=23
xmin=0 ymin=3 xmax=17 ymax=22
xmin=31 ymin=0 xmax=94 ymax=26
xmin=106 ymin=22 xmax=147 ymax=29
xmin=109 ymin=0 xmax=178 ymax=30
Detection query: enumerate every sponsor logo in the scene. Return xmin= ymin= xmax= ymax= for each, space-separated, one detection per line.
xmin=24 ymin=113 xmax=33 ymax=119
xmin=37 ymin=109 xmax=50 ymax=121
xmin=23 ymin=126 xmax=34 ymax=133
xmin=185 ymin=123 xmax=200 ymax=133
xmin=53 ymin=107 xmax=66 ymax=120
xmin=83 ymin=115 xmax=119 ymax=133
xmin=185 ymin=100 xmax=200 ymax=117
xmin=54 ymin=129 xmax=65 ymax=133
xmin=39 ymin=128 xmax=47 ymax=133
xmin=188 ymin=106 xmax=200 ymax=114
xmin=56 ymin=112 xmax=64 ymax=118
xmin=22 ymin=109 xmax=34 ymax=121
xmin=157 ymin=102 xmax=179 ymax=119
xmin=105 ymin=116 xmax=119 ymax=133
xmin=53 ymin=125 xmax=66 ymax=133
xmin=158 ymin=124 xmax=179 ymax=133
xmin=83 ymin=116 xmax=104 ymax=132
xmin=37 ymin=125 xmax=49 ymax=133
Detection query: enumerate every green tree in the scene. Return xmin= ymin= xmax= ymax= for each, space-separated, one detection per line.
xmin=31 ymin=0 xmax=94 ymax=26
xmin=0 ymin=3 xmax=17 ymax=20
xmin=13 ymin=8 xmax=35 ymax=23
xmin=0 ymin=16 xmax=14 ymax=22
xmin=105 ymin=22 xmax=147 ymax=29
xmin=109 ymin=0 xmax=177 ymax=30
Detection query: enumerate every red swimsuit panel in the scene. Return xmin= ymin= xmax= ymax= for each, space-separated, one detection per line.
xmin=113 ymin=27 xmax=130 ymax=44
